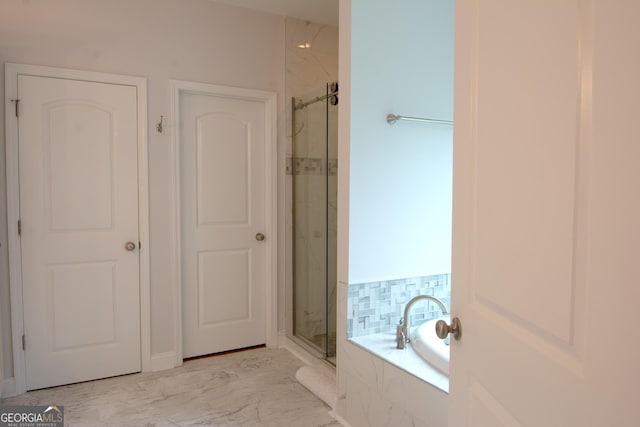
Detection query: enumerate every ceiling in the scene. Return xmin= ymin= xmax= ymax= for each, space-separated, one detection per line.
xmin=208 ymin=0 xmax=339 ymax=26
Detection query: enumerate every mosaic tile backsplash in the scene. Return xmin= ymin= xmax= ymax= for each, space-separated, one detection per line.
xmin=287 ymin=156 xmax=338 ymax=176
xmin=347 ymin=273 xmax=451 ymax=338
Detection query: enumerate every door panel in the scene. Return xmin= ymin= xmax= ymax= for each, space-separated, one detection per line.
xmin=198 ymin=250 xmax=250 ymax=325
xmin=451 ymin=1 xmax=640 ymax=425
xmin=49 ymin=262 xmax=117 ymax=350
xmin=48 ymin=102 xmax=114 ymax=231
xmin=196 ymin=114 xmax=249 ymax=225
xmin=19 ymin=75 xmax=141 ymax=390
xmin=181 ymin=91 xmax=267 ymax=358
xmin=473 ymin=0 xmax=580 ymax=343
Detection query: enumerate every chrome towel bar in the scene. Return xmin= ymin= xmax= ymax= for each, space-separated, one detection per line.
xmin=386 ymin=113 xmax=453 ymax=126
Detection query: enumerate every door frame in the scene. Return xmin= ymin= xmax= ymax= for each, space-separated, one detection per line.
xmin=171 ymin=80 xmax=278 ymax=365
xmin=4 ymin=63 xmax=151 ymax=395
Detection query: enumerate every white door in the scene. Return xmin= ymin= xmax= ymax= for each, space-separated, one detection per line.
xmin=180 ymin=90 xmax=267 ymax=358
xmin=450 ymin=1 xmax=640 ymax=425
xmin=18 ymin=75 xmax=141 ymax=390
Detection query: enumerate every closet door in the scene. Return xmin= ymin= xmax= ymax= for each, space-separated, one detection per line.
xmin=180 ymin=89 xmax=268 ymax=358
xmin=18 ymin=74 xmax=141 ymax=390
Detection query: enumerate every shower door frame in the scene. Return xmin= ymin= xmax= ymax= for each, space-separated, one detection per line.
xmin=289 ymin=83 xmax=338 ymax=360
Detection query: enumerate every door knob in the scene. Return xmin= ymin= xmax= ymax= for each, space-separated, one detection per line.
xmin=436 ymin=317 xmax=462 ymax=341
xmin=124 ymin=241 xmax=136 ymax=251
xmin=255 ymin=233 xmax=265 ymax=241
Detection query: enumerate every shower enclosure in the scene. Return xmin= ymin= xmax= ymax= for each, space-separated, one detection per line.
xmin=290 ymin=82 xmax=338 ymax=363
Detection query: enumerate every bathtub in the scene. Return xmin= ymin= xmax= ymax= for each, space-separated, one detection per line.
xmin=411 ymin=316 xmax=450 ymax=375
xmin=348 ymin=317 xmax=450 ymax=392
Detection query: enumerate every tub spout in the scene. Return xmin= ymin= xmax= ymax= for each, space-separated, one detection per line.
xmin=400 ymin=295 xmax=448 ymax=344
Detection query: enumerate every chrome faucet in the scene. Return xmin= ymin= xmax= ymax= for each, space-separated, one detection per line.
xmin=396 ymin=295 xmax=448 ymax=349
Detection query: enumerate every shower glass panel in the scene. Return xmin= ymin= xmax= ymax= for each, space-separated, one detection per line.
xmin=292 ymin=82 xmax=338 ymax=363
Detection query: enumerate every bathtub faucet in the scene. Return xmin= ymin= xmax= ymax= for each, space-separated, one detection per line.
xmin=396 ymin=295 xmax=448 ymax=349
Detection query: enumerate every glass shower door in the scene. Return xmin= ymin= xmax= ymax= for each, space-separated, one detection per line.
xmin=291 ymin=83 xmax=337 ymax=361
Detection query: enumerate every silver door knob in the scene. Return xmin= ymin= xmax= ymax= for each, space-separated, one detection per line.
xmin=436 ymin=317 xmax=462 ymax=340
xmin=124 ymin=241 xmax=136 ymax=251
xmin=255 ymin=233 xmax=265 ymax=241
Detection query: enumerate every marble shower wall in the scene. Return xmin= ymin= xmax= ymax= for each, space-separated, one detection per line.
xmin=285 ymin=18 xmax=339 ymax=115
xmin=285 ymin=17 xmax=339 ymax=351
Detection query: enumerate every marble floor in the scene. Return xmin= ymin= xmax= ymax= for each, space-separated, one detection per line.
xmin=0 ymin=348 xmax=341 ymax=427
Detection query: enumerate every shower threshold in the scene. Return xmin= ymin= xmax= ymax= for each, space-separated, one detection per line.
xmin=288 ymin=333 xmax=335 ymax=365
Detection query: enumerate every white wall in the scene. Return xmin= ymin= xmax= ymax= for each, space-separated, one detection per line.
xmin=336 ymin=0 xmax=452 ymax=426
xmin=0 ymin=0 xmax=285 ymax=381
xmin=348 ymin=0 xmax=454 ymax=284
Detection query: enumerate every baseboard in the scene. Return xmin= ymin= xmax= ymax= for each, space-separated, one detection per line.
xmin=150 ymin=351 xmax=177 ymax=372
xmin=1 ymin=355 xmax=176 ymax=395
xmin=0 ymin=377 xmax=16 ymax=398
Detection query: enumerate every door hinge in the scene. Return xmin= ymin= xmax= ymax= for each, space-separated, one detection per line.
xmin=22 ymin=334 xmax=26 ymax=351
xmin=11 ymin=99 xmax=20 ymax=118
xmin=18 ymin=219 xmax=21 ymax=236
xmin=139 ymin=241 xmax=141 ymax=250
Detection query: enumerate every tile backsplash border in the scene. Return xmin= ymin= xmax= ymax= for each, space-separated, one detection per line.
xmin=347 ymin=273 xmax=451 ymax=338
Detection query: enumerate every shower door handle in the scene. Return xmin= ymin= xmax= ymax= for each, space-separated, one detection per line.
xmin=256 ymin=233 xmax=266 ymax=241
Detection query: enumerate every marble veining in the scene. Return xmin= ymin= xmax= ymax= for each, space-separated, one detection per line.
xmin=0 ymin=348 xmax=341 ymax=426
xmin=349 ymin=333 xmax=449 ymax=393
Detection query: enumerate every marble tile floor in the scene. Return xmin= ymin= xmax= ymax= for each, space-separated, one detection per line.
xmin=0 ymin=348 xmax=341 ymax=427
